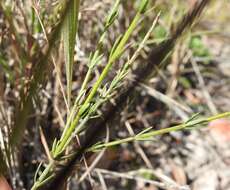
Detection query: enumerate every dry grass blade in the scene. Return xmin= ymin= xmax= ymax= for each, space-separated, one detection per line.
xmin=9 ymin=0 xmax=74 ymax=149
xmin=92 ymin=168 xmax=189 ymax=190
xmin=32 ymin=4 xmax=69 ymax=111
xmin=0 ymin=3 xmax=28 ymax=67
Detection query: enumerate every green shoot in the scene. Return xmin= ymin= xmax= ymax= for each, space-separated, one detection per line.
xmin=89 ymin=112 xmax=230 ymax=151
xmin=54 ymin=0 xmax=150 ymax=158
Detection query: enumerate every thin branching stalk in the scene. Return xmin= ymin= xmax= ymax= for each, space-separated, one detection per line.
xmin=89 ymin=112 xmax=230 ymax=151
xmin=59 ymin=0 xmax=121 ymax=143
xmin=54 ymin=0 xmax=149 ymax=158
xmin=32 ymin=1 xmax=150 ymax=188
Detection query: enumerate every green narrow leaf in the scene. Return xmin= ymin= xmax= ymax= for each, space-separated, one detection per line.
xmin=62 ymin=0 xmax=80 ymax=107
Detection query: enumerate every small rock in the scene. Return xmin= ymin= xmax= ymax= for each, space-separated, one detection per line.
xmin=209 ymin=119 xmax=230 ymax=142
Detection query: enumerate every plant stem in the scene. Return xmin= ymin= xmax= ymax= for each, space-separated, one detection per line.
xmin=54 ymin=10 xmax=143 ymax=158
xmin=84 ymin=12 xmax=141 ymax=106
xmin=31 ymin=162 xmax=54 ymax=190
xmin=33 ymin=1 xmax=148 ymax=187
xmin=89 ymin=112 xmax=230 ymax=151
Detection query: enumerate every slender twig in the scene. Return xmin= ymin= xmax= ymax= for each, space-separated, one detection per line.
xmin=53 ymin=0 xmax=148 ymax=159
xmin=89 ymin=112 xmax=230 ymax=151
